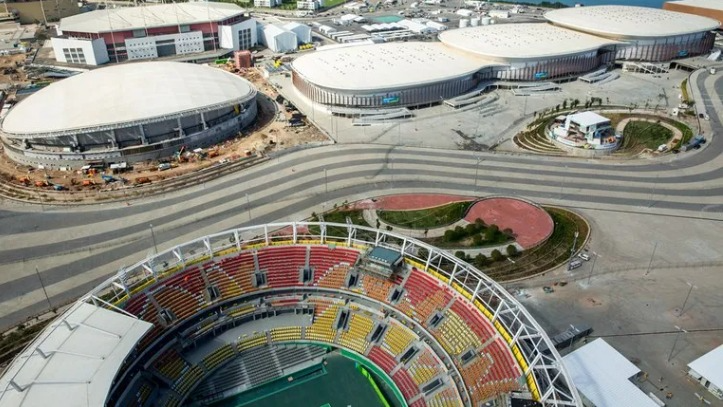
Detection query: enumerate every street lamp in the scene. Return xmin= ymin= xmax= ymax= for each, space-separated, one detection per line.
xmin=667 ymin=325 xmax=687 ymax=362
xmin=586 ymin=252 xmax=598 ymax=285
xmin=678 ymin=282 xmax=697 ymax=317
xmin=149 ymin=224 xmax=158 ymax=254
xmin=645 ymin=241 xmax=659 ymax=276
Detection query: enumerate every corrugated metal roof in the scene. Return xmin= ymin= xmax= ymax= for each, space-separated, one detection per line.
xmin=688 ymin=344 xmax=723 ymax=390
xmin=0 ymin=302 xmax=152 ymax=407
xmin=563 ymin=339 xmax=659 ymax=407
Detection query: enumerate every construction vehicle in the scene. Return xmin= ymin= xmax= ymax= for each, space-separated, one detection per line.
xmin=82 ymin=179 xmax=95 ymax=186
xmin=34 ymin=180 xmax=49 ymax=187
xmin=17 ymin=177 xmax=30 ymax=186
xmin=173 ymin=146 xmax=187 ymax=163
xmin=135 ymin=177 xmax=151 ymax=185
xmin=101 ymin=175 xmax=116 ymax=183
xmin=53 ymin=184 xmax=64 ymax=191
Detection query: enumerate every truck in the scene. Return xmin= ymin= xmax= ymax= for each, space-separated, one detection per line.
xmin=682 ymin=135 xmax=706 ymax=152
xmin=710 ymin=67 xmax=717 ymax=75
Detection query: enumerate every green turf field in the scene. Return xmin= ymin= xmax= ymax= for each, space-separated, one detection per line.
xmin=212 ymin=353 xmax=402 ymax=407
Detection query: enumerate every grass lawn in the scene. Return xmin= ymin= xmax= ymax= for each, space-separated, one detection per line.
xmin=377 ymin=201 xmax=474 ymax=230
xmin=622 ymin=120 xmax=673 ymax=151
xmin=308 ymin=210 xmax=370 ymax=238
xmin=321 ymin=0 xmax=347 ymax=8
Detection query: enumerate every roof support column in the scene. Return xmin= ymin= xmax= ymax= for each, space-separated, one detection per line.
xmin=138 ymin=124 xmax=148 ymax=145
xmin=200 ymin=112 xmax=209 ymax=130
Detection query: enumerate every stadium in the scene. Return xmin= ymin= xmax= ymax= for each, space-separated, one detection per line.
xmin=291 ymin=5 xmax=719 ymax=108
xmin=0 ymin=61 xmax=258 ymax=169
xmin=0 ymin=222 xmax=581 ymax=407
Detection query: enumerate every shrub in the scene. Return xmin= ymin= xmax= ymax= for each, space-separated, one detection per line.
xmin=472 ymin=234 xmax=484 ymax=246
xmin=474 ymin=254 xmax=488 ymax=267
xmin=506 ymin=244 xmax=518 ymax=257
xmin=455 ymin=251 xmax=466 ymax=260
xmin=444 ymin=230 xmax=457 ymax=242
xmin=491 ymin=249 xmax=504 ymax=262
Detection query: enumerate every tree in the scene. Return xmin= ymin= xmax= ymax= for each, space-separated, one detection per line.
xmin=573 ymin=98 xmax=580 ymax=108
xmin=444 ymin=229 xmax=457 ymax=242
xmin=474 ymin=253 xmax=488 ymax=268
xmin=455 ymin=251 xmax=466 ymax=260
xmin=562 ymin=100 xmax=568 ymax=110
xmin=490 ymin=249 xmax=504 ymax=262
xmin=465 ymin=223 xmax=478 ymax=235
xmin=472 ymin=234 xmax=483 ymax=246
xmin=506 ymin=244 xmax=518 ymax=257
xmin=376 ymin=219 xmax=381 ymax=229
xmin=555 ymin=104 xmax=560 ymax=112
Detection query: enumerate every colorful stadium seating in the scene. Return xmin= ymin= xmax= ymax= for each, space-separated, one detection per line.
xmin=338 ymin=313 xmax=373 ymax=354
xmin=121 ymin=243 xmax=524 ymax=407
xmin=153 ymin=348 xmax=190 ymax=382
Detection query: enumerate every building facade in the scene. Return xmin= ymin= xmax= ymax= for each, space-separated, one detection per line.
xmin=51 ymin=3 xmax=257 ymax=66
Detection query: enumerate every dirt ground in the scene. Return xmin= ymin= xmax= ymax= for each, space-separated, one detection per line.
xmin=0 ymin=54 xmax=28 ymax=86
xmin=0 ymin=66 xmax=328 ymax=194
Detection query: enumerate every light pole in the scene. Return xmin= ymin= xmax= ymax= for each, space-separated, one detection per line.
xmin=678 ymin=282 xmax=697 ymax=317
xmin=644 ymin=241 xmax=658 ymax=276
xmin=149 ymin=224 xmax=158 ymax=254
xmin=586 ymin=252 xmax=598 ymax=285
xmin=667 ymin=325 xmax=687 ymax=362
xmin=567 ymin=231 xmax=579 ymax=270
xmin=36 ymin=266 xmax=52 ymax=311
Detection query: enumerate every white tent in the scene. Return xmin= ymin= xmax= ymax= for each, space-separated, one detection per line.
xmin=260 ymin=25 xmax=298 ymax=53
xmin=284 ymin=22 xmax=312 ymax=44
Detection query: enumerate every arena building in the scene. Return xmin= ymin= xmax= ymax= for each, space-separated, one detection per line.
xmin=0 ymin=62 xmax=257 ymax=168
xmin=664 ymin=0 xmax=723 ymax=24
xmin=544 ymin=5 xmax=720 ymax=61
xmin=291 ymin=5 xmax=719 ymax=108
xmin=51 ymin=2 xmax=257 ymax=65
xmin=0 ymin=222 xmax=581 ymax=407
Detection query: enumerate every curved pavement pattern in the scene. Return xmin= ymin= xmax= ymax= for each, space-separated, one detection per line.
xmin=0 ymin=72 xmax=720 ymax=331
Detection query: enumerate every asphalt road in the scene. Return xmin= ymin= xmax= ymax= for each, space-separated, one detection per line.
xmin=0 ymin=71 xmax=719 ymax=331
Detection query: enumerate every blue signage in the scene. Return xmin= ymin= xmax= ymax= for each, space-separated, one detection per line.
xmin=677 ymin=50 xmax=689 ymax=57
xmin=534 ymin=71 xmax=548 ymax=80
xmin=382 ymin=95 xmax=400 ymax=105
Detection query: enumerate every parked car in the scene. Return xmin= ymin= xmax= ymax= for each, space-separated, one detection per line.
xmin=578 ymin=253 xmax=590 ymax=261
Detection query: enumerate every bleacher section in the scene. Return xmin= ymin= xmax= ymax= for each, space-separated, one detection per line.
xmin=120 ymin=243 xmax=524 ymax=406
xmin=338 ymin=313 xmax=374 ymax=354
xmin=153 ymin=348 xmax=190 ymax=382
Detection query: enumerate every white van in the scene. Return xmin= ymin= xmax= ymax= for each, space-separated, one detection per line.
xmin=578 ymin=253 xmax=590 ymax=261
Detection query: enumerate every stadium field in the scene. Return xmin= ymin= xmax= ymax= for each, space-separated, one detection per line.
xmin=213 ymin=352 xmax=403 ymax=407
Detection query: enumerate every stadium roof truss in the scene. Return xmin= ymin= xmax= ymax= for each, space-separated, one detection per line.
xmin=78 ymin=222 xmax=581 ymax=407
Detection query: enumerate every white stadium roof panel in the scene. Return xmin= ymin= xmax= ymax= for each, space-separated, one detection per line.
xmin=59 ymin=2 xmax=245 ymax=34
xmin=292 ymin=42 xmax=496 ymax=91
xmin=439 ymin=23 xmax=619 ymax=61
xmin=688 ymin=345 xmax=723 ymax=391
xmin=545 ymin=5 xmax=720 ymax=39
xmin=0 ymin=302 xmax=152 ymax=407
xmin=1 ymin=61 xmax=255 ymax=136
xmin=563 ymin=339 xmax=659 ymax=407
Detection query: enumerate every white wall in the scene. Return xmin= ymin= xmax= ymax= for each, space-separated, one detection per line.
xmin=51 ymin=37 xmax=109 ymax=66
xmin=261 ymin=25 xmax=298 ymax=52
xmin=125 ymin=31 xmax=205 ymax=61
xmin=219 ymin=19 xmax=258 ymax=50
xmin=284 ymin=23 xmax=312 ymax=44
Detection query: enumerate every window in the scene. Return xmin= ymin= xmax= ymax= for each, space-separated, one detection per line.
xmin=62 ymin=47 xmax=86 ymax=64
xmin=238 ymin=28 xmax=252 ymax=50
xmin=132 ymin=29 xmax=146 ymax=38
xmin=180 ymin=24 xmax=190 ymax=33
